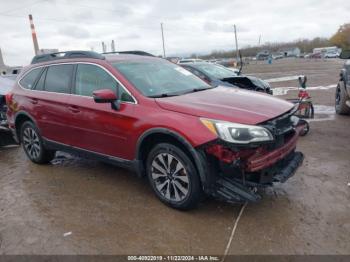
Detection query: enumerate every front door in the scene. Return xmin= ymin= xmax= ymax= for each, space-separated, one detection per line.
xmin=68 ymin=63 xmax=137 ymax=159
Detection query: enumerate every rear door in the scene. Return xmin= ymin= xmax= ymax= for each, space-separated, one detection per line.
xmin=33 ymin=64 xmax=74 ymax=144
xmin=68 ymin=63 xmax=136 ymax=159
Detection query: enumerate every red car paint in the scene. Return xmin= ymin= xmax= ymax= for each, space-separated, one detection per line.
xmin=156 ymin=87 xmax=293 ymax=125
xmin=245 ymin=126 xmax=301 ymax=172
xmin=8 ymin=56 xmax=295 ymax=159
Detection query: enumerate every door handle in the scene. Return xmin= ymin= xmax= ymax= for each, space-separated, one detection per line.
xmin=29 ymin=98 xmax=38 ymax=104
xmin=68 ymin=105 xmax=80 ymax=113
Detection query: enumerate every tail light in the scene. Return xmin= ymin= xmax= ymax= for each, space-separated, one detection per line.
xmin=5 ymin=92 xmax=13 ymax=107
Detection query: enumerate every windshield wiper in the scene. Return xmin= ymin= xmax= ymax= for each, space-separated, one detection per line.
xmin=148 ymin=93 xmax=179 ymax=98
xmin=194 ymin=86 xmax=215 ymax=91
xmin=181 ymin=86 xmax=215 ymax=94
xmin=149 ymin=86 xmax=214 ymax=98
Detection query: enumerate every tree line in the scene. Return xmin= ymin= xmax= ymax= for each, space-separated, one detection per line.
xmin=197 ymin=23 xmax=350 ymax=59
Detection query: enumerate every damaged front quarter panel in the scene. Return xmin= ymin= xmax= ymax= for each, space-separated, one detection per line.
xmin=197 ymin=109 xmax=304 ymax=204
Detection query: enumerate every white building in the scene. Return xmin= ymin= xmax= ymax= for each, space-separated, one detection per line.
xmin=279 ymin=47 xmax=301 ymax=57
xmin=0 ymin=48 xmax=22 ymax=76
xmin=313 ymin=46 xmax=341 ymax=54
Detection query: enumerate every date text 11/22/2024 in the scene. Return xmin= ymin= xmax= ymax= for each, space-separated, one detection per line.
xmin=127 ymin=256 xmax=220 ymax=261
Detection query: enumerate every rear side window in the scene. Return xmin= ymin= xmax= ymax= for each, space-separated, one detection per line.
xmin=45 ymin=64 xmax=73 ymax=94
xmin=34 ymin=68 xmax=47 ymax=91
xmin=19 ymin=68 xmax=42 ymax=89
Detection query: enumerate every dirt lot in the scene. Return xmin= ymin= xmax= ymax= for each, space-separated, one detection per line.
xmin=0 ymin=58 xmax=349 ymax=256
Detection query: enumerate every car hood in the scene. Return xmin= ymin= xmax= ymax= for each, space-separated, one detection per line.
xmin=155 ymin=86 xmax=294 ymax=125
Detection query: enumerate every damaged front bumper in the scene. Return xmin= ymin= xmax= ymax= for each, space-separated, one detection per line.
xmin=200 ymin=125 xmax=304 ymax=204
xmin=212 ymin=151 xmax=304 ymax=203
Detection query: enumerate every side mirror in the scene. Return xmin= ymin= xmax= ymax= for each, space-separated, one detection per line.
xmin=339 ymin=50 xmax=350 ymax=60
xmin=93 ymin=89 xmax=117 ymax=103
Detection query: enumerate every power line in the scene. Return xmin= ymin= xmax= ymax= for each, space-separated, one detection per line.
xmin=0 ymin=13 xmax=204 ymax=34
xmin=0 ymin=0 xmax=47 ymax=15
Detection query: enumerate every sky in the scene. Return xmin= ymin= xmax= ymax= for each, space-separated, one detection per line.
xmin=0 ymin=0 xmax=349 ymax=66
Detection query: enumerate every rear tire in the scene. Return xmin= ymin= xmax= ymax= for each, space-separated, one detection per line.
xmin=146 ymin=143 xmax=202 ymax=210
xmin=20 ymin=121 xmax=56 ymax=164
xmin=335 ymin=81 xmax=350 ymax=115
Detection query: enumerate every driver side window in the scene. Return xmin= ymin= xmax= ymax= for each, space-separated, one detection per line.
xmin=75 ymin=64 xmax=134 ymax=102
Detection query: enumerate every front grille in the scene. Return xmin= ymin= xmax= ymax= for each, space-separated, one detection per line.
xmin=261 ymin=108 xmax=296 ymax=150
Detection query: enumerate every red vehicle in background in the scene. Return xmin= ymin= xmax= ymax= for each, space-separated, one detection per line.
xmin=287 ymin=76 xmax=314 ymax=136
xmin=7 ymin=51 xmax=304 ymax=210
xmin=0 ymin=75 xmax=17 ymax=146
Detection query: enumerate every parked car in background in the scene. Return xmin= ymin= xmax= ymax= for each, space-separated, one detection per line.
xmin=216 ymin=58 xmax=236 ymax=68
xmin=309 ymin=52 xmax=322 ymax=59
xmin=7 ymin=51 xmax=304 ymax=210
xmin=178 ymin=58 xmax=204 ymax=64
xmin=0 ymin=75 xmax=14 ymax=125
xmin=180 ymin=62 xmax=272 ymax=94
xmin=325 ymin=52 xmax=339 ymax=58
xmin=0 ymin=75 xmax=17 ymax=146
xmin=215 ymin=64 xmax=240 ymax=75
xmin=272 ymin=53 xmax=284 ymax=60
xmin=335 ymin=50 xmax=350 ymax=115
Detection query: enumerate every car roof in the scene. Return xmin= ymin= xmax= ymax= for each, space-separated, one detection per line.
xmin=104 ymin=54 xmax=163 ymax=63
xmin=24 ymin=54 xmax=165 ymax=72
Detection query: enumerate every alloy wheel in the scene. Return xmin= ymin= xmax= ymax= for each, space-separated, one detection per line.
xmin=23 ymin=127 xmax=41 ymax=159
xmin=151 ymin=153 xmax=190 ymax=202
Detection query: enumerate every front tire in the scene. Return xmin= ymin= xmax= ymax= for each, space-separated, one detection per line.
xmin=146 ymin=143 xmax=202 ymax=210
xmin=299 ymin=119 xmax=310 ymax=136
xmin=335 ymin=81 xmax=350 ymax=115
xmin=20 ymin=121 xmax=56 ymax=164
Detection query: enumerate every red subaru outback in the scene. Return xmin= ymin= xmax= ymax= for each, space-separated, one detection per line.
xmin=7 ymin=51 xmax=304 ymax=210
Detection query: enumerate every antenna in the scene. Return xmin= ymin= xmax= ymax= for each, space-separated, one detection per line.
xmin=102 ymin=41 xmax=107 ymax=53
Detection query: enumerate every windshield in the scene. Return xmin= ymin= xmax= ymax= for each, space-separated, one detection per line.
xmin=192 ymin=63 xmax=237 ymax=79
xmin=113 ymin=60 xmax=210 ymax=97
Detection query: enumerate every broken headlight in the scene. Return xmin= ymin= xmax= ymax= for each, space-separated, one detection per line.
xmin=290 ymin=115 xmax=300 ymax=126
xmin=201 ymin=118 xmax=274 ymax=144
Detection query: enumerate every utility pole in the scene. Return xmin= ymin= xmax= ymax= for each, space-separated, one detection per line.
xmin=234 ymin=24 xmax=239 ymax=65
xmin=102 ymin=41 xmax=107 ymax=53
xmin=0 ymin=48 xmax=4 ymax=66
xmin=161 ymin=23 xmax=166 ymax=58
xmin=111 ymin=40 xmax=116 ymax=52
xmin=258 ymin=34 xmax=261 ymax=46
xmin=29 ymin=14 xmax=39 ymax=55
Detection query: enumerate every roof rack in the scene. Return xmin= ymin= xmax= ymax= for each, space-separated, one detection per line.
xmin=31 ymin=51 xmax=105 ymax=64
xmin=102 ymin=50 xmax=155 ymax=57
